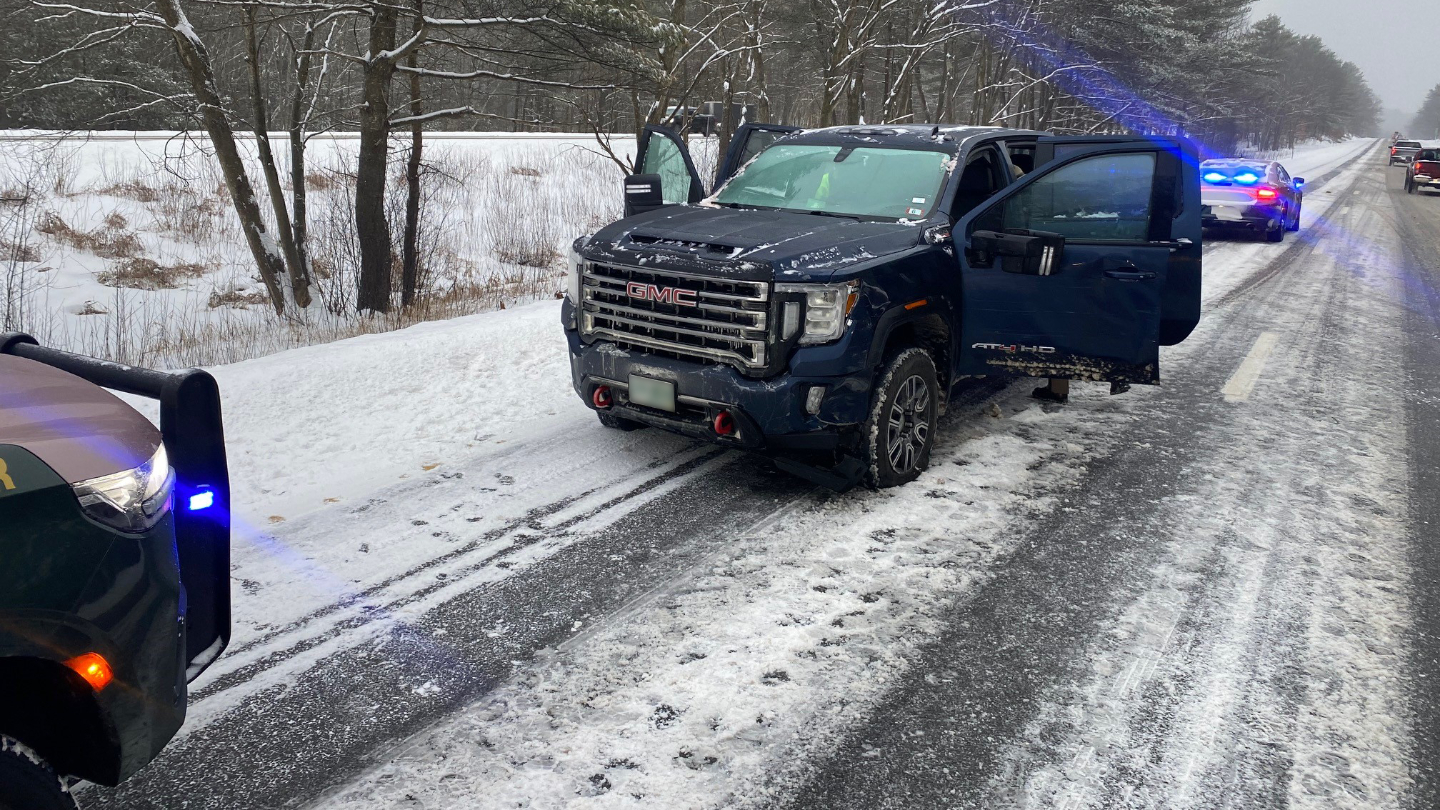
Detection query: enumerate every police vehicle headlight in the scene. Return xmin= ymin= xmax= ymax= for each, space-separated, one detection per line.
xmin=776 ymin=281 xmax=860 ymax=345
xmin=72 ymin=443 xmax=174 ymax=533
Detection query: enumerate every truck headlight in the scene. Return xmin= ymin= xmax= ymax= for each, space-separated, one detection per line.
xmin=565 ymin=235 xmax=591 ymax=330
xmin=776 ymin=281 xmax=860 ymax=345
xmin=72 ymin=444 xmax=174 ymax=533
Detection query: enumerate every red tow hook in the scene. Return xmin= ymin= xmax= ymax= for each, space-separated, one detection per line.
xmin=713 ymin=410 xmax=736 ymax=436
xmin=592 ymin=385 xmax=613 ymax=409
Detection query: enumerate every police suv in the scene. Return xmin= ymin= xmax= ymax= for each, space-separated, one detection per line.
xmin=0 ymin=334 xmax=230 ymax=809
xmin=562 ymin=124 xmax=1202 ymax=488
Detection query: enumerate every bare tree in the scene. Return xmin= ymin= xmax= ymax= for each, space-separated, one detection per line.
xmin=244 ymin=5 xmax=310 ymax=307
xmin=156 ymin=0 xmax=290 ymax=313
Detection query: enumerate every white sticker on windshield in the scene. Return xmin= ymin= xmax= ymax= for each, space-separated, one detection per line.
xmin=912 ymin=197 xmax=926 ymax=204
xmin=907 ymin=207 xmax=924 ymax=217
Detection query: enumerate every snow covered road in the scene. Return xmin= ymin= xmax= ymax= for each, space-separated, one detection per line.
xmin=83 ymin=139 xmax=1438 ymax=810
xmin=788 ymin=144 xmax=1419 ymax=809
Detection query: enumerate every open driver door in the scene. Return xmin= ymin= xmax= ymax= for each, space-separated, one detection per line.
xmin=953 ymin=135 xmax=1202 ymax=384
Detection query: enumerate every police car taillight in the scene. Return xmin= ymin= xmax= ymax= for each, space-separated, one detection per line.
xmin=1256 ymin=188 xmax=1279 ymax=201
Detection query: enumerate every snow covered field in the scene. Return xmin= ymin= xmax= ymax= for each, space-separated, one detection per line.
xmin=0 ymin=132 xmax=636 ymax=367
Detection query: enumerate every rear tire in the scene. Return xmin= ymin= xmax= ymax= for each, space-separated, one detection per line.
xmin=1266 ymin=217 xmax=1285 ymax=242
xmin=0 ymin=737 xmax=78 ymax=810
xmin=862 ymin=348 xmax=939 ymax=488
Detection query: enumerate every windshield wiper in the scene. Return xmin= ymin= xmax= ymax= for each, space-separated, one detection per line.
xmin=802 ymin=210 xmax=862 ymax=221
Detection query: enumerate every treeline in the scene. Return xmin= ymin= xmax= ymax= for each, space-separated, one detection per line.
xmin=1 ymin=0 xmax=1380 ymax=149
xmin=1413 ymin=85 xmax=1440 ymax=139
xmin=0 ymin=0 xmax=1381 ymax=316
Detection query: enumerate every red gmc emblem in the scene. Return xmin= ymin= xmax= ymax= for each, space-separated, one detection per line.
xmin=626 ymin=281 xmax=698 ymax=307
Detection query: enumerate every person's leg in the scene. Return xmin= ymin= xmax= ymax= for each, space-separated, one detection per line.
xmin=1032 ymin=378 xmax=1069 ymax=403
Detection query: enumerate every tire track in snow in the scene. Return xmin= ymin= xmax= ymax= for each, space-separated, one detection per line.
xmin=185 ymin=439 xmax=734 ymax=726
xmin=188 ymin=375 xmax=1018 ymax=726
xmin=1385 ymin=162 xmax=1440 ymax=810
xmin=88 ymin=448 xmax=818 ymax=809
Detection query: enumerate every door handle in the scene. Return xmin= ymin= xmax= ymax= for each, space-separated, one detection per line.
xmin=1104 ymin=267 xmax=1156 ymax=281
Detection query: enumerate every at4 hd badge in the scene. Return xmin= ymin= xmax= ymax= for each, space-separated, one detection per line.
xmin=972 ymin=342 xmax=1057 ymax=355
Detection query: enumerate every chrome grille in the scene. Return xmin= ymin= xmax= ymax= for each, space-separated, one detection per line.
xmin=581 ymin=263 xmax=771 ymax=369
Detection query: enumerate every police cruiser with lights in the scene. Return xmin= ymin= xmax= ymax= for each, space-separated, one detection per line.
xmin=0 ymin=334 xmax=230 ymax=809
xmin=1199 ymin=158 xmax=1304 ymax=242
xmin=563 ymin=124 xmax=1203 ymax=489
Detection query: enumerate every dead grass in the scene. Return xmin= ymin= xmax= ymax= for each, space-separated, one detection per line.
xmin=1 ymin=239 xmax=40 ymax=264
xmin=37 ymin=211 xmax=145 ymax=258
xmin=98 ymin=258 xmax=207 ymax=290
xmin=207 ymin=286 xmax=271 ymax=309
xmin=306 ymin=171 xmax=339 ymax=191
xmin=100 ymin=181 xmax=160 ymax=203
xmin=152 ymin=185 xmax=226 ymax=241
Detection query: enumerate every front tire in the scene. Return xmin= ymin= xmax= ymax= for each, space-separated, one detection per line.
xmin=0 ymin=737 xmax=78 ymax=810
xmin=863 ymin=348 xmax=939 ymax=488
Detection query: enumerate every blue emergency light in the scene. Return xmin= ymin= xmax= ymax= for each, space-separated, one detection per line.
xmin=1202 ymin=171 xmax=1228 ymax=184
xmin=1233 ymin=172 xmax=1261 ymax=185
xmin=188 ymin=490 xmax=216 ymax=511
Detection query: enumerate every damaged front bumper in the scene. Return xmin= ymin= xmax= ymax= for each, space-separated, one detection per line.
xmin=566 ymin=331 xmax=874 ymax=456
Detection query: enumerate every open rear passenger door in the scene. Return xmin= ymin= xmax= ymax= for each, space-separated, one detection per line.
xmin=714 ymin=123 xmax=800 ymax=189
xmin=953 ymin=135 xmax=1201 ymax=384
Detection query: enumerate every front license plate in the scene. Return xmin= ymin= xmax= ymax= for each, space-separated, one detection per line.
xmin=628 ymin=374 xmax=676 ymax=412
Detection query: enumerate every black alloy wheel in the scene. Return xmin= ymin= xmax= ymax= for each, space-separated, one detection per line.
xmin=863 ymin=348 xmax=939 ymax=488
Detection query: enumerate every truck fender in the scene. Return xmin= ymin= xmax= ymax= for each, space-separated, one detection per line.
xmin=865 ymin=304 xmax=953 ymax=373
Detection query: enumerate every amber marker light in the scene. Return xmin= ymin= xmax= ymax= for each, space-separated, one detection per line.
xmin=64 ymin=653 xmax=114 ymax=691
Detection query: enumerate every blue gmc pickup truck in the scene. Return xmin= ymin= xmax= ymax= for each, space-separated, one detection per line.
xmin=562 ymin=123 xmax=1202 ymax=489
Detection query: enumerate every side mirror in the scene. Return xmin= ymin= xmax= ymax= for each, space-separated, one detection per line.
xmin=970 ymin=229 xmax=1066 ymax=276
xmin=1293 ymin=177 xmax=1306 ymax=190
xmin=623 ymin=174 xmax=665 ymax=217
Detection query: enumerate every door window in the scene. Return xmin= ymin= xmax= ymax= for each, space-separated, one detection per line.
xmin=1006 ymin=143 xmax=1037 ymax=176
xmin=987 ymin=152 xmax=1157 ymax=242
xmin=643 ymin=134 xmax=696 ymax=204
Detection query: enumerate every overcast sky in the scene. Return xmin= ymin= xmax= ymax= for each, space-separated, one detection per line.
xmin=1251 ymin=0 xmax=1439 ymax=115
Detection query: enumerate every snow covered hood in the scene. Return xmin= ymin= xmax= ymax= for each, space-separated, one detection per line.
xmin=0 ymin=354 xmax=159 ymax=483
xmin=584 ymin=205 xmax=928 ymax=282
